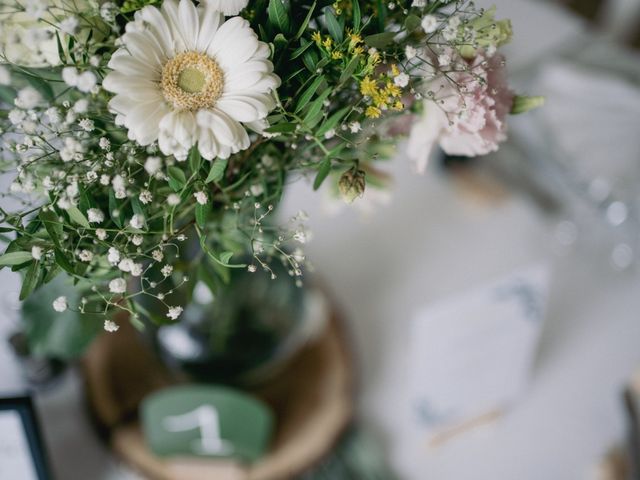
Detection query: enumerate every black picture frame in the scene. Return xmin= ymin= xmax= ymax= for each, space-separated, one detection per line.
xmin=0 ymin=395 xmax=51 ymax=480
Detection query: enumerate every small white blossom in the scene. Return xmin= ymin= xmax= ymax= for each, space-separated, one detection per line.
xmin=161 ymin=264 xmax=173 ymax=277
xmin=166 ymin=306 xmax=183 ymax=320
xmin=394 ymin=72 xmax=410 ymax=87
xmin=87 ymin=208 xmax=104 ymax=223
xmin=62 ymin=67 xmax=79 ymax=87
xmin=167 ymin=194 xmax=180 ymax=206
xmin=99 ymin=137 xmax=111 ymax=150
xmin=144 ymin=156 xmax=162 ymax=175
xmin=58 ymin=16 xmax=79 ymax=35
xmin=412 ymin=0 xmax=426 ymax=7
xmin=152 ymin=249 xmax=164 ymax=262
xmin=109 ymin=278 xmax=127 ymax=294
xmin=349 ymin=121 xmax=361 ymax=133
xmin=53 ymin=296 xmax=68 ymax=312
xmin=45 ymin=107 xmax=60 ymax=123
xmin=8 ymin=109 xmax=26 ymax=126
xmin=139 ymin=190 xmax=153 ymax=204
xmin=31 ymin=245 xmax=43 ymax=260
xmin=104 ymin=319 xmax=119 ymax=332
xmin=130 ymin=263 xmax=143 ymax=277
xmin=107 ymin=247 xmax=120 ymax=265
xmin=129 ymin=214 xmax=145 ymax=230
xmin=132 ymin=234 xmax=143 ymax=246
xmin=405 ymin=45 xmax=418 ymax=60
xmin=438 ymin=54 xmax=451 ymax=67
xmin=76 ymin=70 xmax=97 ymax=92
xmin=78 ymin=250 xmax=93 ymax=262
xmin=294 ymin=230 xmax=307 ymax=244
xmin=15 ymin=87 xmax=41 ymax=109
xmin=73 ymin=99 xmax=89 ymax=113
xmin=118 ymin=258 xmax=134 ymax=272
xmin=324 ymin=128 xmax=336 ymax=139
xmin=96 ymin=229 xmax=107 ymax=241
xmin=100 ymin=2 xmax=118 ymax=22
xmin=194 ymin=191 xmax=208 ymax=205
xmin=79 ymin=118 xmax=94 ymax=132
xmin=421 ymin=15 xmax=438 ymax=34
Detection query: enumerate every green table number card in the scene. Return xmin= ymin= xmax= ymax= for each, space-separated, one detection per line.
xmin=141 ymin=385 xmax=274 ymax=463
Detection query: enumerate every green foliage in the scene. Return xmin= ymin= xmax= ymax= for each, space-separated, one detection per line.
xmin=21 ymin=275 xmax=104 ymax=360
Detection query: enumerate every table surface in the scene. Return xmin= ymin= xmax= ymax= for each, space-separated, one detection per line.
xmin=2 ymin=1 xmax=640 ymax=479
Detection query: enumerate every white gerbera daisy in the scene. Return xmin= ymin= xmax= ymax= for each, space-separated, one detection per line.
xmin=204 ymin=0 xmax=249 ymax=16
xmin=103 ymin=0 xmax=280 ymax=161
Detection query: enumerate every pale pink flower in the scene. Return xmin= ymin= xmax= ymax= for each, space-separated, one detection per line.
xmin=407 ymin=52 xmax=514 ymax=173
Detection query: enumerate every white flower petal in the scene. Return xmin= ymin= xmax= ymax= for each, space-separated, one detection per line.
xmin=137 ymin=4 xmax=176 ymax=57
xmin=196 ymin=5 xmax=223 ymax=52
xmin=178 ymin=0 xmax=199 ymax=51
xmin=208 ymin=17 xmax=259 ymax=69
xmin=121 ymin=31 xmax=167 ymax=69
xmin=109 ymin=52 xmax=160 ymax=78
xmin=204 ymin=0 xmax=249 ymax=16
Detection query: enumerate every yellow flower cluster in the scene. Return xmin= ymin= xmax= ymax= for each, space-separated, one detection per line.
xmin=312 ymin=30 xmax=365 ymax=61
xmin=359 ymin=65 xmax=405 ymax=119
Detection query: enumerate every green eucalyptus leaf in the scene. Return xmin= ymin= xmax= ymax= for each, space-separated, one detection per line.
xmin=205 ymin=158 xmax=228 ymax=183
xmin=19 ymin=260 xmax=40 ymax=301
xmin=364 ymin=31 xmax=396 ymax=49
xmin=404 ymin=14 xmax=421 ymax=32
xmin=39 ymin=209 xmax=63 ymax=247
xmin=313 ymin=158 xmax=332 ymax=190
xmin=295 ymin=75 xmax=325 ymax=113
xmin=219 ymin=251 xmax=234 ymax=265
xmin=316 ymin=106 xmax=350 ymax=137
xmin=167 ymin=166 xmax=187 ymax=191
xmin=195 ymin=203 xmax=208 ymax=228
xmin=324 ymin=8 xmax=343 ymax=43
xmin=268 ymin=0 xmax=291 ymax=34
xmin=67 ymin=207 xmax=90 ymax=229
xmin=0 ymin=251 xmax=33 ymax=266
xmin=264 ymin=122 xmax=296 ymax=133
xmin=22 ymin=275 xmax=103 ymax=360
xmin=303 ymin=89 xmax=332 ymax=127
xmin=295 ymin=2 xmax=317 ymax=40
xmin=339 ymin=55 xmax=361 ymax=84
xmin=188 ymin=147 xmax=202 ymax=175
xmin=353 ymin=0 xmax=361 ymax=30
xmin=54 ymin=248 xmax=76 ymax=276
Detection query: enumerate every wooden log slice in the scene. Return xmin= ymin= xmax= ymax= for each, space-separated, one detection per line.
xmin=82 ymin=306 xmax=353 ymax=480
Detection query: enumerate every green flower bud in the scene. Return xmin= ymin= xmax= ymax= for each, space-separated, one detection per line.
xmin=510 ymin=95 xmax=545 ymax=114
xmin=338 ymin=169 xmax=366 ymax=203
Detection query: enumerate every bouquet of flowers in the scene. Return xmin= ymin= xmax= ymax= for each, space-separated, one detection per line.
xmin=0 ymin=0 xmax=541 ymax=339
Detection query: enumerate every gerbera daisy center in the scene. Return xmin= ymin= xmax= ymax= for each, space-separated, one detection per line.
xmin=161 ymin=51 xmax=225 ymax=111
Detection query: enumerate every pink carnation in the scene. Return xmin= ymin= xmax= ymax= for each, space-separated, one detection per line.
xmin=407 ymin=52 xmax=514 ymax=173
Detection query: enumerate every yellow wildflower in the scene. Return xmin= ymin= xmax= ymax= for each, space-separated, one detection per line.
xmin=332 ymin=51 xmax=343 ymax=60
xmin=385 ymin=82 xmax=402 ymax=98
xmin=391 ymin=64 xmax=400 ymax=76
xmin=392 ymin=100 xmax=404 ymax=111
xmin=359 ymin=76 xmax=377 ymax=97
xmin=323 ymin=37 xmax=333 ymax=49
xmin=312 ymin=31 xmax=322 ymax=45
xmin=365 ymin=106 xmax=382 ymax=118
